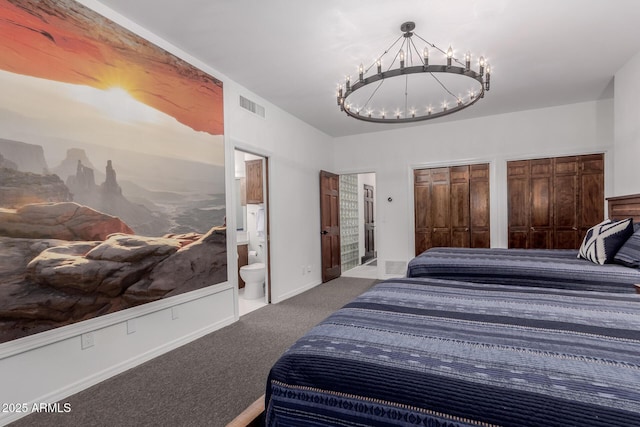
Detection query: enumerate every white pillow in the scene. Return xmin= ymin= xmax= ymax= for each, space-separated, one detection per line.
xmin=578 ymin=218 xmax=634 ymax=265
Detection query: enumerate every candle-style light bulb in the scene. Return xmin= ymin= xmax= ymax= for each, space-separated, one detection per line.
xmin=399 ymin=49 xmax=405 ymax=69
xmin=423 ymin=46 xmax=429 ymax=68
xmin=345 ymin=75 xmax=350 ymax=91
xmin=485 ymin=63 xmax=491 ymax=91
xmin=376 ymin=58 xmax=382 ymax=74
xmin=358 ymin=63 xmax=364 ymax=81
xmin=479 ymin=56 xmax=485 ymax=76
xmin=447 ymin=46 xmax=453 ymax=67
xmin=465 ymin=51 xmax=471 ymax=71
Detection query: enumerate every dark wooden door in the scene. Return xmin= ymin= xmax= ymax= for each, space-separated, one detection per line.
xmin=529 ymin=158 xmax=553 ymax=248
xmin=508 ymin=158 xmax=554 ymax=249
xmin=431 ymin=168 xmax=452 ymax=247
xmin=414 ymin=163 xmax=490 ymax=255
xmin=554 ymin=156 xmax=579 ymax=248
xmin=414 ymin=169 xmax=432 ymax=255
xmin=414 ymin=167 xmax=452 ymax=253
xmin=469 ymin=164 xmax=491 ymax=248
xmin=507 ymin=160 xmax=531 ymax=248
xmin=363 ymin=184 xmax=375 ymax=263
xmin=579 ymin=154 xmax=605 ymax=237
xmin=450 ymin=166 xmax=470 ymax=247
xmin=320 ymin=170 xmax=341 ymax=282
xmin=508 ymin=153 xmax=604 ymax=249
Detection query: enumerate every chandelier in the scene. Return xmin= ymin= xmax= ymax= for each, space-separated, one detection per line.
xmin=336 ymin=21 xmax=491 ymax=123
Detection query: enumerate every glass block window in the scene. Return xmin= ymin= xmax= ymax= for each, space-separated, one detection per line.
xmin=340 ymin=174 xmax=359 ymax=271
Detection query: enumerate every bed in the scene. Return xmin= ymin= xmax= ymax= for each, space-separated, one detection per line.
xmin=265 ymin=277 xmax=640 ymax=426
xmin=406 ymin=194 xmax=640 ymax=294
xmin=406 ymin=246 xmax=640 ymax=293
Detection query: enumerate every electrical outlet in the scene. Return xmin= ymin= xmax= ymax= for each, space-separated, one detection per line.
xmin=81 ymin=332 xmax=94 ymax=350
xmin=307 ymin=265 xmax=312 ymax=273
xmin=127 ymin=319 xmax=136 ymax=335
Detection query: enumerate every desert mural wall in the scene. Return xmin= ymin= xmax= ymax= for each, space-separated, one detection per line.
xmin=0 ymin=0 xmax=227 ymax=343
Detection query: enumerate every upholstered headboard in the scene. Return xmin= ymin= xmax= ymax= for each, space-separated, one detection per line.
xmin=607 ymin=194 xmax=640 ymax=222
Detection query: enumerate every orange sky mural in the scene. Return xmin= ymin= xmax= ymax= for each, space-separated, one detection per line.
xmin=0 ymin=0 xmax=223 ymax=136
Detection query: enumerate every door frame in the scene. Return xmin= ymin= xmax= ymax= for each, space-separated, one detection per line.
xmin=234 ymin=147 xmax=272 ymax=304
xmin=330 ymin=170 xmax=377 ymax=276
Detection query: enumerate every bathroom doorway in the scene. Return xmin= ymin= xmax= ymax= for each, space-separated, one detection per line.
xmin=234 ymin=149 xmax=270 ymax=315
xmin=340 ymin=172 xmax=378 ymax=280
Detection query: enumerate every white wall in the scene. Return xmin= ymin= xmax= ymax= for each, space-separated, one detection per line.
xmin=614 ymin=51 xmax=640 ymax=196
xmin=333 ymin=100 xmax=614 ymax=278
xmin=227 ymin=83 xmax=334 ymax=302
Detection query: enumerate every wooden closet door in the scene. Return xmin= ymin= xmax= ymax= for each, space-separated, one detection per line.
xmin=509 ymin=158 xmax=554 ymax=248
xmin=415 ymin=163 xmax=490 ymax=255
xmin=470 ymin=164 xmax=490 ymax=248
xmin=554 ymin=156 xmax=579 ymax=248
xmin=414 ymin=168 xmax=451 ymax=254
xmin=529 ymin=158 xmax=553 ymax=248
xmin=579 ymin=154 xmax=605 ymax=236
xmin=450 ymin=166 xmax=470 ymax=247
xmin=414 ymin=169 xmax=433 ymax=255
xmin=507 ymin=160 xmax=531 ymax=248
xmin=430 ymin=168 xmax=451 ymax=247
xmin=508 ymin=153 xmax=604 ymax=249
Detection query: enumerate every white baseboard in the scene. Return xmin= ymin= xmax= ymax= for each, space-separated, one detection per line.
xmin=0 ymin=313 xmax=235 ymax=426
xmin=271 ymin=279 xmax=321 ymax=304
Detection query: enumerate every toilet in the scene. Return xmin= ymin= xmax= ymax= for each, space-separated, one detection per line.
xmin=240 ymin=252 xmax=265 ymax=299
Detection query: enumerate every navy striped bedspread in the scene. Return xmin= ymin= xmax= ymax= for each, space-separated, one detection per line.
xmin=265 ymin=277 xmax=640 ymax=427
xmin=407 ymin=247 xmax=640 ymax=293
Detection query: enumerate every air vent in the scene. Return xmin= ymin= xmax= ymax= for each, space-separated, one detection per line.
xmin=385 ymin=260 xmax=407 ymax=276
xmin=239 ymin=95 xmax=265 ymax=118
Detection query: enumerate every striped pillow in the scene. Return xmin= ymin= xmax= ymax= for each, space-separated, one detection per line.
xmin=578 ymin=218 xmax=634 ymax=265
xmin=613 ymin=228 xmax=640 ymax=268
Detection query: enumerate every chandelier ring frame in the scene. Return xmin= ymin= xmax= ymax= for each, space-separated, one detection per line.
xmin=341 ymin=65 xmax=485 ymax=123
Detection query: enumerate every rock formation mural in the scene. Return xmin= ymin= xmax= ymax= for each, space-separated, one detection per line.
xmin=0 ymin=0 xmax=226 ymax=343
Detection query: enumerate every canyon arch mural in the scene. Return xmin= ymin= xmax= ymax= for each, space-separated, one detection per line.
xmin=0 ymin=0 xmax=226 ymax=343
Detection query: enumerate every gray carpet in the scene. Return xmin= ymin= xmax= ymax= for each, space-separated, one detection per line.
xmin=12 ymin=276 xmax=377 ymax=427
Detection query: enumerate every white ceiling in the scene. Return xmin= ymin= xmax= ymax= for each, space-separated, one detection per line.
xmin=96 ymin=0 xmax=640 ymax=138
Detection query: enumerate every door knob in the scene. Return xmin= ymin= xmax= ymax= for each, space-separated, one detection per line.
xmin=321 ymin=230 xmax=328 ymax=235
